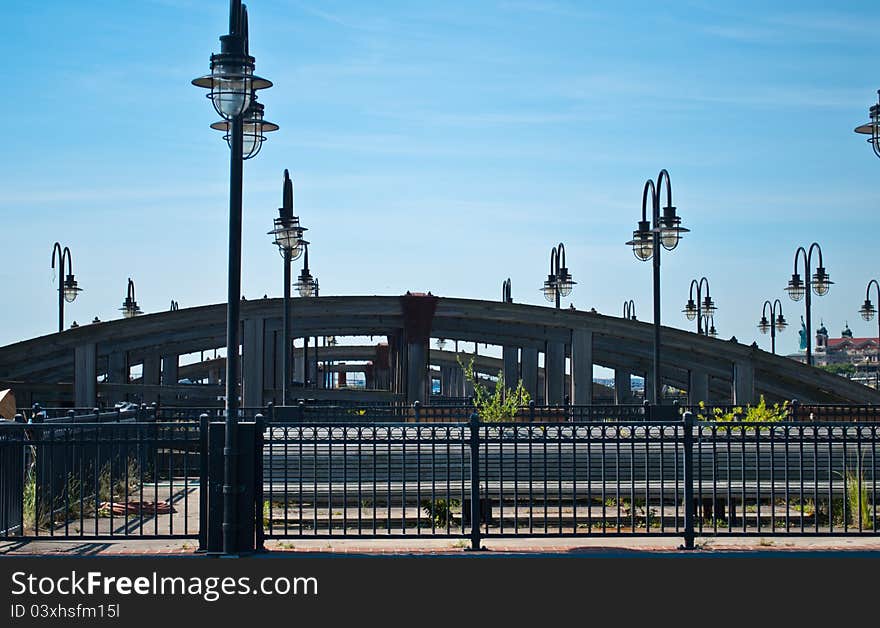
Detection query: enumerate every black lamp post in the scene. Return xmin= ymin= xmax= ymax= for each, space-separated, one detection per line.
xmin=313 ymin=278 xmax=321 ymax=388
xmin=622 ymin=299 xmax=636 ymax=320
xmin=541 ymin=243 xmax=575 ymax=309
xmin=120 ymin=278 xmax=143 ymax=318
xmin=50 ymin=242 xmax=82 ymax=333
xmin=268 ymin=169 xmax=305 ymax=404
xmin=502 ymin=278 xmax=513 ymax=304
xmin=192 ymin=0 xmax=274 ymax=556
xmin=682 ymin=277 xmax=716 ymax=334
xmin=295 ymin=242 xmax=318 ymax=386
xmin=700 ymin=314 xmax=717 ymax=338
xmin=784 ymin=243 xmax=831 ymax=366
xmin=858 ymin=280 xmax=880 ymax=385
xmin=758 ymin=299 xmax=787 ymax=354
xmin=625 ymin=169 xmax=688 ymax=404
xmin=854 ymin=90 xmax=880 ymax=160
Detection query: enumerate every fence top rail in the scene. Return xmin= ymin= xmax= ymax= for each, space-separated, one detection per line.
xmin=0 ymin=420 xmax=200 ymax=430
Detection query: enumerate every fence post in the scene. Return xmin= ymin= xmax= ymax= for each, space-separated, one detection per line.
xmin=529 ymin=399 xmax=535 ymax=423
xmin=643 ymin=399 xmax=652 ymax=422
xmin=564 ymin=394 xmax=570 ymax=421
xmin=413 ymin=400 xmax=421 ymax=423
xmin=198 ymin=413 xmax=209 ymax=552
xmin=467 ymin=411 xmax=483 ymax=551
xmin=254 ymin=413 xmax=265 ymax=552
xmin=682 ymin=410 xmax=695 ymax=550
xmin=790 ymin=398 xmax=799 ymax=422
xmin=298 ymin=401 xmax=305 ymax=423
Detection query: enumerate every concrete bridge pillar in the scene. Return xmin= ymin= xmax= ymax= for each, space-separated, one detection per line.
xmin=388 ymin=333 xmax=404 ymax=396
xmin=207 ymin=366 xmax=221 ymax=385
xmin=399 ymin=293 xmax=439 ymax=404
xmin=502 ymin=346 xmax=519 ymax=391
xmin=569 ymin=330 xmax=593 ymax=405
xmin=544 ymin=341 xmax=565 ymax=405
xmin=520 ymin=346 xmax=538 ymax=400
xmin=74 ymin=343 xmax=96 ymax=408
xmin=142 ymin=353 xmax=161 ymax=403
xmin=406 ymin=340 xmax=429 ymax=403
xmin=143 ymin=353 xmax=160 ymax=387
xmin=733 ymin=360 xmax=756 ymax=405
xmin=373 ymin=344 xmax=391 ymax=390
xmin=107 ymin=352 xmax=128 ymax=385
xmin=644 ymin=372 xmax=655 ymax=404
xmin=293 ymin=352 xmax=304 ymax=387
xmin=688 ymin=369 xmax=710 ymax=405
xmin=439 ymin=365 xmax=455 ymax=396
xmin=106 ymin=351 xmax=128 ymax=405
xmin=242 ymin=318 xmax=266 ymax=408
xmin=614 ymin=369 xmax=632 ymax=404
xmin=266 ymin=320 xmax=282 ymax=397
xmin=162 ymin=354 xmax=179 ymax=386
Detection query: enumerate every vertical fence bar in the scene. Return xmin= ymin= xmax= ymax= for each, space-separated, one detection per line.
xmin=198 ymin=414 xmax=208 ymax=551
xmin=468 ymin=412 xmax=481 ymax=551
xmin=255 ymin=414 xmax=265 ymax=551
xmin=682 ymin=411 xmax=695 ymax=549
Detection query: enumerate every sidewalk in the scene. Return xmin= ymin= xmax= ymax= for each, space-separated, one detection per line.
xmin=4 ymin=535 xmax=880 ymax=557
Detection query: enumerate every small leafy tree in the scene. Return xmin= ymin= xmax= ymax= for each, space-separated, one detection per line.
xmin=457 ymin=355 xmax=530 ymax=422
xmin=695 ymin=396 xmax=789 ymax=432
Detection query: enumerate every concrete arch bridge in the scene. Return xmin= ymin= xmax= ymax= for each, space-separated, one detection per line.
xmin=1 ymin=294 xmax=877 ymax=409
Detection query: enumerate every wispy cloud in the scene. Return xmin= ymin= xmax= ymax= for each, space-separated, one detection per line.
xmin=294 ymin=2 xmax=391 ymax=32
xmin=696 ymin=8 xmax=880 ymax=45
xmin=497 ymin=1 xmax=599 ymax=20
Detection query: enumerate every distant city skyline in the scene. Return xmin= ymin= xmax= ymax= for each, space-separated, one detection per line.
xmin=1 ymin=0 xmax=879 ymax=358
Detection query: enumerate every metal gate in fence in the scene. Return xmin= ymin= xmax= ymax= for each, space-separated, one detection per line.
xmin=0 ymin=415 xmax=201 ymax=542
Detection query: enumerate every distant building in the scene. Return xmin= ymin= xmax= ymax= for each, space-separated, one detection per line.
xmin=792 ymin=321 xmax=880 ymax=387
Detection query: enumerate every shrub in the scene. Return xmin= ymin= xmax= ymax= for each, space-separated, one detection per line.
xmin=696 ymin=396 xmax=788 ymax=430
xmin=457 ymin=355 xmax=530 ymax=423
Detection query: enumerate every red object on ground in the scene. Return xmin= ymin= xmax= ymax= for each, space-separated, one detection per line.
xmin=99 ymin=501 xmax=175 ymax=515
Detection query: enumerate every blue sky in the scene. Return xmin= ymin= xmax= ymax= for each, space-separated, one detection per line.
xmin=1 ymin=0 xmax=879 ymax=359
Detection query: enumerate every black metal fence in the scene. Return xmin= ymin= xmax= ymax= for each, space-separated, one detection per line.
xmin=3 ymin=403 xmax=879 ymax=549
xmin=0 ymin=418 xmax=200 ymax=540
xmin=260 ymin=415 xmax=880 ymax=548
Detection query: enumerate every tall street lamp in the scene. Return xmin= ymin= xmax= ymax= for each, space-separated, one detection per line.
xmin=784 ymin=242 xmax=831 ymax=366
xmin=541 ymin=243 xmax=575 ymax=309
xmin=268 ymin=169 xmax=305 ymax=404
xmin=623 ymin=299 xmax=636 ymax=320
xmin=192 ymin=0 xmax=273 ymax=557
xmin=758 ymin=299 xmax=787 ymax=354
xmin=858 ymin=280 xmax=880 ymax=386
xmin=120 ymin=278 xmax=143 ymax=318
xmin=50 ymin=242 xmax=82 ymax=333
xmin=625 ymin=169 xmax=688 ymax=404
xmin=854 ymin=90 xmax=880 ymax=160
xmin=295 ymin=242 xmax=318 ymax=386
xmin=700 ymin=314 xmax=717 ymax=338
xmin=312 ymin=278 xmax=321 ymax=388
xmin=682 ymin=277 xmax=716 ymax=334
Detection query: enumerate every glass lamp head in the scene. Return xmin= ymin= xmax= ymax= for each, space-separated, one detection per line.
xmin=786 ymin=273 xmax=805 ymax=302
